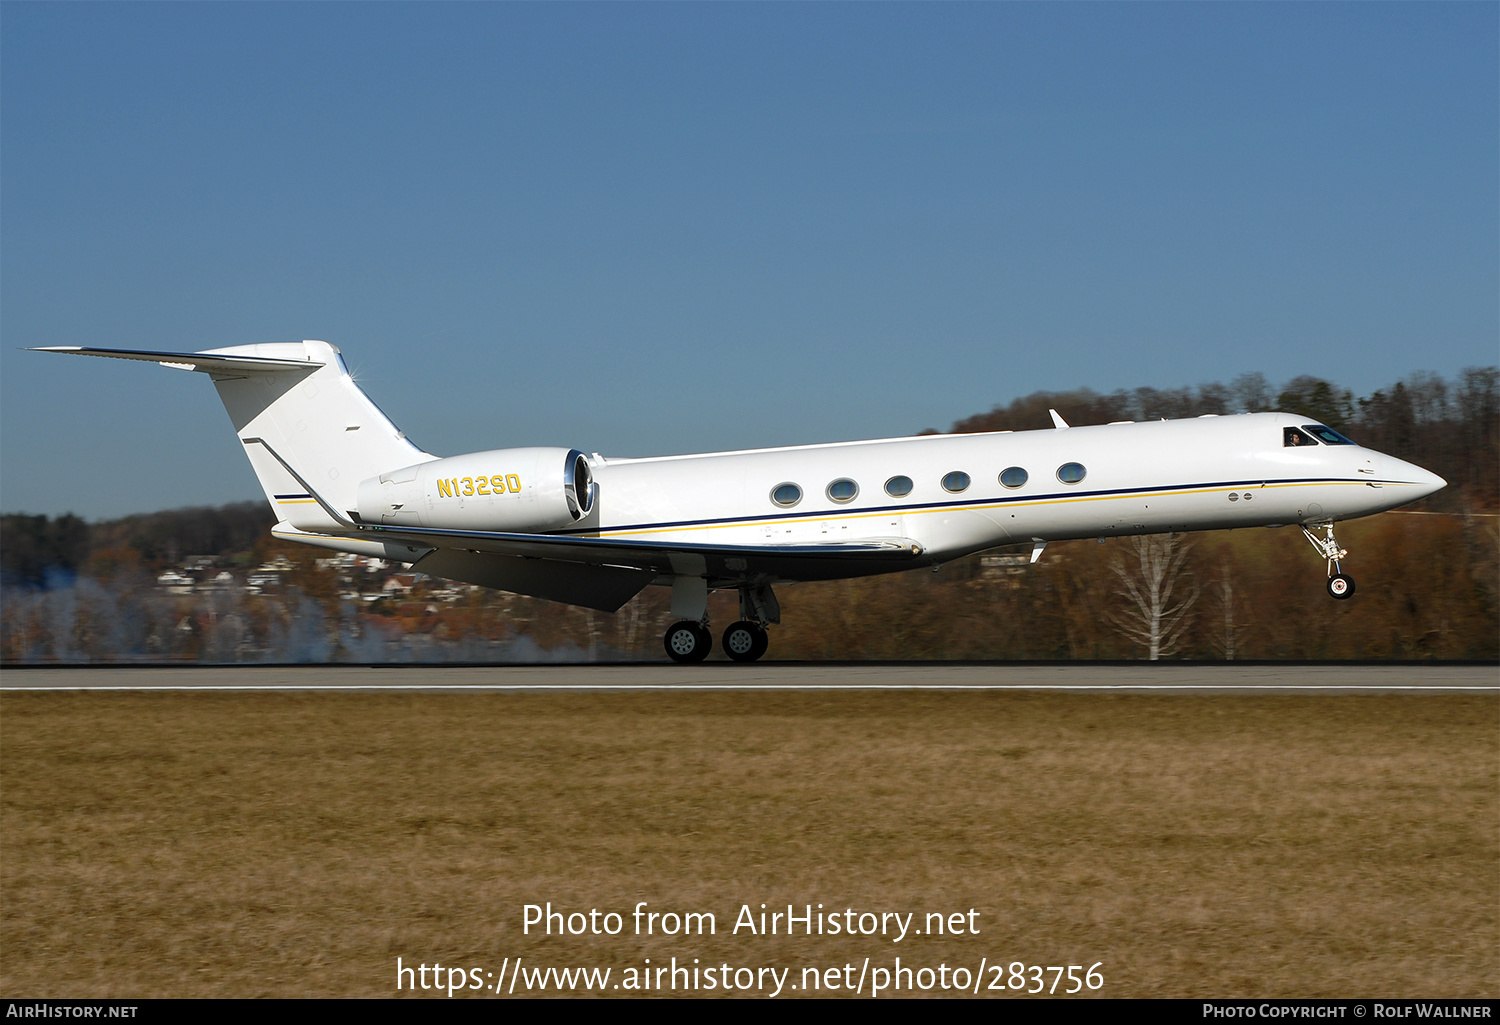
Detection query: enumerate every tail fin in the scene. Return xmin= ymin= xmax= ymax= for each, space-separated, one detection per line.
xmin=32 ymin=340 xmax=434 ymax=531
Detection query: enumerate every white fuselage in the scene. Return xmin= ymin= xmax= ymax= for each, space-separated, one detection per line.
xmin=569 ymin=412 xmax=1441 ymax=572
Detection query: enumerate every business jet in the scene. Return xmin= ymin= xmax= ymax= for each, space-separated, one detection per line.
xmin=34 ymin=340 xmax=1446 ymax=662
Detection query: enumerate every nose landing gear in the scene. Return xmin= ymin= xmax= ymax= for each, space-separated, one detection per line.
xmin=1326 ymin=574 xmax=1355 ymax=599
xmin=1302 ymin=522 xmax=1355 ymax=600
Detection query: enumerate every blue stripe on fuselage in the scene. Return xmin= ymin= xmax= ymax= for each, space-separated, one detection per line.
xmin=556 ymin=476 xmax=1414 ymax=536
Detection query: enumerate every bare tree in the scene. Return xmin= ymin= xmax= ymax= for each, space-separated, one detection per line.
xmin=1232 ymin=372 xmax=1272 ymax=413
xmin=1108 ymin=533 xmax=1199 ymax=660
xmin=1209 ymin=568 xmax=1239 ymax=661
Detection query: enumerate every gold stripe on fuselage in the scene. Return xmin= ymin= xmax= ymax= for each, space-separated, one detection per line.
xmin=589 ymin=479 xmax=1401 ymax=540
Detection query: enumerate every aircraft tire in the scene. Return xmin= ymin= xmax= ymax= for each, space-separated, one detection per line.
xmin=723 ymin=621 xmax=768 ymax=662
xmin=1326 ymin=574 xmax=1355 ymax=600
xmin=665 ymin=621 xmax=712 ymax=663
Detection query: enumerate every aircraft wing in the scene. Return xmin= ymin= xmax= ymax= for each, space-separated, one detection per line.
xmin=342 ymin=522 xmax=925 ymax=612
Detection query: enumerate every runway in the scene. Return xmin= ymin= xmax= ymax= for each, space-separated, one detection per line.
xmin=2 ymin=662 xmax=1494 ymax=692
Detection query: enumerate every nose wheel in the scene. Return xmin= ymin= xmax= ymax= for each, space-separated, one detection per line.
xmin=664 ymin=620 xmax=712 ymax=663
xmin=1303 ymin=523 xmax=1355 ymax=600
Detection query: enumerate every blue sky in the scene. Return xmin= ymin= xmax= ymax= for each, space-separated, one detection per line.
xmin=3 ymin=3 xmax=1495 ymax=519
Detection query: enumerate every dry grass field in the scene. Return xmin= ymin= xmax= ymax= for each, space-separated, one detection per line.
xmin=2 ymin=690 xmax=1496 ymax=998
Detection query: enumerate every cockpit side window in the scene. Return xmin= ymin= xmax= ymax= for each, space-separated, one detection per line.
xmin=1302 ymin=424 xmax=1355 ymax=445
xmin=1283 ymin=427 xmax=1318 ymax=447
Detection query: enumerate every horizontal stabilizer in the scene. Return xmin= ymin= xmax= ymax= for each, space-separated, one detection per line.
xmin=30 ymin=346 xmax=317 ymax=374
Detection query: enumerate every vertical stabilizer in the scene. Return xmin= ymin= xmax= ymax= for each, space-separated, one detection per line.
xmin=32 ymin=340 xmax=436 ymax=532
xmin=203 ymin=341 xmax=435 ymax=530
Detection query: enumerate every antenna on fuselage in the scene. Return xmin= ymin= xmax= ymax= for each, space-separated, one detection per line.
xmin=1049 ymin=409 xmax=1069 ymax=429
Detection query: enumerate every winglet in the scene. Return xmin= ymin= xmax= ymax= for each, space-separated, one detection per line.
xmin=1049 ymin=409 xmax=1069 ymax=429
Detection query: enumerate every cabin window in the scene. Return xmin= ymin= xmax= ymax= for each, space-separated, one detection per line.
xmin=1284 ymin=427 xmax=1318 ymax=447
xmin=941 ymin=471 xmax=971 ymax=493
xmin=771 ymin=483 xmax=803 ymax=507
xmin=999 ymin=466 xmax=1028 ymax=489
xmin=1057 ymin=462 xmax=1086 ymax=484
xmin=885 ymin=475 xmax=914 ymax=497
xmin=827 ymin=478 xmax=859 ymax=503
xmin=1302 ymin=424 xmax=1355 ymax=445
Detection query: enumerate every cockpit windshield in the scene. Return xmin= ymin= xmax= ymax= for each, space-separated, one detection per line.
xmin=1301 ymin=424 xmax=1355 ymax=445
xmin=1284 ymin=426 xmax=1317 ymax=447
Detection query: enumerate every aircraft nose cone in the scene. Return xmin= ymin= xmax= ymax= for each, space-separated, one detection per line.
xmin=1399 ymin=460 xmax=1446 ymax=499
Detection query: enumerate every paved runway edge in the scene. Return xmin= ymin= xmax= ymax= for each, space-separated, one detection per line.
xmin=2 ymin=664 xmax=1495 ymax=692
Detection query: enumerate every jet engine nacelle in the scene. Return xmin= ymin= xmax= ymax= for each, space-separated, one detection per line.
xmin=356 ymin=447 xmax=595 ymax=532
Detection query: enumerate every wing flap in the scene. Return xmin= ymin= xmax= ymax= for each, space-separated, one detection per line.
xmin=411 ymin=549 xmax=653 ymax=612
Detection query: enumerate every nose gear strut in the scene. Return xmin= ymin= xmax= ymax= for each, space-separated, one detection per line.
xmin=1302 ymin=522 xmax=1355 ymax=600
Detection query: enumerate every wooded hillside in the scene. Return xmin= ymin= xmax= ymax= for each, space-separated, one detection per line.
xmin=4 ymin=368 xmax=1495 ymax=662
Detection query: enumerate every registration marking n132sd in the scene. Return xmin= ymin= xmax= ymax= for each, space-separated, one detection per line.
xmin=437 ymin=475 xmax=523 ymax=498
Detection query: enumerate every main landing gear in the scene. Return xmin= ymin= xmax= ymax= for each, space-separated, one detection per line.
xmin=1302 ymin=522 xmax=1356 ymax=601
xmin=722 ymin=621 xmax=769 ymax=662
xmin=662 ymin=619 xmax=770 ymax=663
xmin=662 ymin=584 xmax=779 ymax=663
xmin=664 ymin=620 xmax=712 ymax=663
